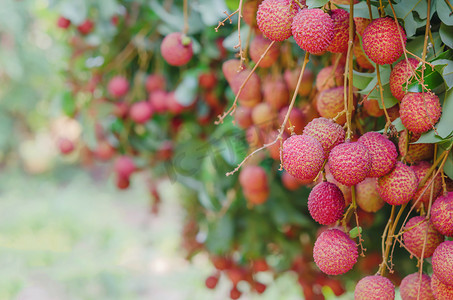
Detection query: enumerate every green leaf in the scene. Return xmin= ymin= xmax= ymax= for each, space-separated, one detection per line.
xmin=367 ymin=83 xmax=398 ymax=109
xmin=175 ymin=73 xmax=199 ymax=106
xmin=197 ymin=0 xmax=229 ymax=26
xmin=352 ymin=70 xmax=375 ymax=90
xmin=306 ymin=0 xmax=329 ymax=9
xmin=60 ymin=0 xmax=87 ymax=24
xmin=436 ymin=0 xmax=453 ymax=26
xmin=349 ymin=226 xmax=363 ymax=239
xmin=436 ymin=88 xmax=453 ymax=139
xmin=407 ymin=69 xmax=445 ymax=93
xmin=440 ymin=23 xmax=453 ymax=49
xmin=61 ymin=91 xmax=76 ymax=117
xmin=443 ymin=151 xmax=453 ymax=180
xmin=225 ymin=0 xmax=239 ymax=11
xmin=205 ymin=214 xmax=234 ymax=255
xmin=406 ymin=32 xmax=443 ymax=61
xmin=336 ymin=2 xmax=380 ymax=19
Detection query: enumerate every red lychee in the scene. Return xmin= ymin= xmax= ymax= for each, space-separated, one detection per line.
xmin=263 ymin=75 xmax=289 ymax=110
xmin=160 ymin=32 xmax=193 ymax=66
xmin=278 ymin=106 xmax=306 ymax=135
xmin=356 ymin=177 xmax=384 ymax=213
xmin=431 ymin=192 xmax=453 ymax=237
xmin=316 ymin=86 xmax=349 ymax=125
xmin=400 ymin=92 xmax=442 ymax=133
xmin=108 ymin=76 xmax=129 ymax=98
xmin=58 ymin=138 xmax=74 ymax=155
xmin=77 ymin=19 xmax=94 ymax=35
xmin=292 ymin=8 xmax=334 ymax=54
xmin=129 ymin=101 xmax=153 ymax=124
xmin=403 ymin=216 xmax=444 ymax=258
xmin=284 ymin=68 xmax=314 ymax=96
xmin=57 ymin=16 xmax=71 ymax=29
xmin=377 ymin=161 xmax=418 ymax=205
xmin=354 ymin=275 xmax=395 ymax=300
xmin=234 ymin=106 xmax=253 ymax=129
xmin=205 ymin=275 xmax=219 ymax=289
xmin=362 ymin=17 xmax=406 ymax=65
xmin=398 ymin=130 xmax=434 ymax=164
xmin=303 ymin=117 xmax=345 ymax=156
xmin=400 ymin=273 xmax=434 ymax=300
xmin=432 ymin=240 xmax=453 ymax=287
xmin=282 ymin=134 xmax=325 ymax=181
xmin=315 ymin=65 xmax=345 ymax=92
xmin=231 ymin=69 xmax=262 ymax=107
xmin=249 ymin=34 xmax=280 ymax=68
xmin=313 ymin=228 xmax=358 ymax=275
xmin=354 ymin=39 xmax=375 ymax=70
xmin=114 ymin=156 xmax=135 ymax=179
xmin=308 ymin=181 xmax=345 ymax=225
xmin=239 ymin=165 xmax=268 ymax=192
xmin=327 ymin=9 xmax=349 ymax=53
xmin=389 ymin=58 xmax=418 ymax=101
xmin=145 ymin=74 xmax=166 ymax=93
xmin=222 ymin=59 xmax=244 ymax=84
xmin=256 ymin=0 xmax=298 ymax=42
xmin=198 ymin=72 xmax=217 ymax=90
xmin=431 ymin=273 xmax=453 ymax=300
xmin=363 ymin=97 xmax=384 ymax=117
xmin=410 ymin=161 xmax=442 ymax=210
xmin=357 ymin=132 xmax=397 ymax=178
xmin=148 ymin=90 xmax=168 ymax=113
xmin=328 ymin=141 xmax=371 ymax=186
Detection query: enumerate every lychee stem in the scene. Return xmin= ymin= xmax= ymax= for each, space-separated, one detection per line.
xmin=183 ymin=0 xmax=189 ymax=35
xmin=215 ymin=10 xmax=239 ymax=32
xmin=345 ymin=0 xmax=355 ymax=140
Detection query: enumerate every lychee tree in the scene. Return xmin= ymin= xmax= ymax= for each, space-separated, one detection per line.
xmin=48 ymin=0 xmax=453 ymax=299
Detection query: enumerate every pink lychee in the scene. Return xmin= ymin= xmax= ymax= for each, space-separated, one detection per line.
xmin=357 ymin=132 xmax=397 ymax=178
xmin=400 ymin=92 xmax=442 ymax=133
xmin=431 ymin=192 xmax=453 ymax=237
xmin=354 ymin=275 xmax=395 ymax=300
xmin=377 ymin=161 xmax=418 ymax=205
xmin=403 ymin=216 xmax=444 ymax=259
xmin=308 ymin=181 xmax=345 ymax=225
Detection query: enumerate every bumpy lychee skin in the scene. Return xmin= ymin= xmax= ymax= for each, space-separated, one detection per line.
xmin=292 ymin=8 xmax=334 ymax=54
xmin=403 ymin=216 xmax=444 ymax=259
xmin=108 ymin=76 xmax=129 ymax=98
xmin=249 ymin=34 xmax=280 ymax=68
xmin=328 ymin=142 xmax=371 ymax=186
xmin=377 ymin=162 xmax=418 ymax=205
xmin=411 ymin=161 xmax=443 ymax=209
xmin=356 ymin=177 xmax=384 ymax=213
xmin=256 ymin=0 xmax=298 ymax=42
xmin=354 ymin=17 xmax=370 ymax=36
xmin=432 ymin=240 xmax=453 ymax=287
xmin=316 ymin=86 xmax=349 ymax=125
xmin=389 ymin=58 xmax=418 ymax=101
xmin=308 ymin=182 xmax=345 ymax=225
xmin=353 ymin=39 xmax=375 ymax=70
xmin=400 ymin=273 xmax=434 ymax=300
xmin=313 ymin=229 xmax=358 ymax=275
xmin=327 ymin=9 xmax=349 ymax=53
xmin=357 ymin=132 xmax=397 ymax=177
xmin=282 ymin=134 xmax=325 ymax=181
xmin=400 ymin=92 xmax=442 ymax=133
xmin=160 ymin=32 xmax=193 ymax=66
xmin=398 ymin=131 xmax=434 ymax=164
xmin=303 ymin=117 xmax=345 ymax=156
xmin=431 ymin=192 xmax=453 ymax=237
xmin=362 ymin=17 xmax=406 ymax=65
xmin=354 ymin=275 xmax=395 ymax=300
xmin=431 ymin=273 xmax=453 ymax=300
xmin=316 ymin=65 xmax=345 ymax=92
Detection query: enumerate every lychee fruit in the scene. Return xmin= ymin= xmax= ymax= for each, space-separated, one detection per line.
xmin=354 ymin=39 xmax=375 ymax=70
xmin=148 ymin=90 xmax=168 ymax=113
xmin=281 ymin=171 xmax=305 ymax=190
xmin=363 ymin=97 xmax=384 ymax=117
xmin=234 ymin=106 xmax=253 ymax=129
xmin=282 ymin=134 xmax=325 ymax=181
xmin=389 ymin=58 xmax=418 ymax=101
xmin=328 ymin=141 xmax=371 ymax=186
xmin=316 ymin=86 xmax=351 ymax=125
xmin=354 ymin=17 xmax=370 ymax=37
xmin=58 ymin=138 xmax=75 ymax=155
xmin=278 ymin=106 xmax=306 ymax=134
xmin=113 ymin=101 xmax=129 ymax=118
xmin=362 ymin=17 xmax=406 ymax=65
xmin=356 ymin=177 xmax=385 ymax=213
xmin=249 ymin=34 xmax=280 ymax=68
xmin=398 ymin=130 xmax=434 ymax=164
xmin=377 ymin=161 xmax=418 ymax=205
xmin=432 ymin=240 xmax=453 ymax=287
xmin=222 ymin=59 xmax=244 ymax=84
xmin=252 ymin=102 xmax=276 ymax=128
xmin=431 ymin=192 xmax=453 ymax=237
xmin=327 ymin=9 xmax=349 ymax=54
xmin=303 ymin=117 xmax=345 ymax=156
xmin=114 ymin=156 xmax=136 ymax=179
xmin=292 ymin=8 xmax=334 ymax=54
xmin=57 ymin=16 xmax=71 ymax=29
xmin=315 ymin=65 xmax=345 ymax=92
xmin=313 ymin=228 xmax=358 ymax=275
xmin=357 ymin=132 xmax=398 ymax=177
xmin=410 ymin=161 xmax=443 ymax=210
xmin=77 ymin=19 xmax=94 ymax=35
xmin=166 ymin=92 xmax=185 ymax=114
xmin=263 ymin=75 xmax=289 ymax=110
xmin=231 ymin=69 xmax=262 ymax=107
xmin=160 ymin=32 xmax=193 ymax=66
xmin=256 ymin=0 xmax=298 ymax=42
xmin=400 ymin=92 xmax=442 ymax=133
xmin=145 ymin=74 xmax=166 ymax=93
xmin=399 ymin=273 xmax=434 ymax=300
xmin=354 ymin=275 xmax=395 ymax=300
xmin=403 ymin=216 xmax=444 ymax=258
xmin=308 ymin=181 xmax=345 ymax=225
xmin=129 ymin=101 xmax=153 ymax=124
xmin=284 ymin=68 xmax=314 ymax=96
xmin=198 ymin=72 xmax=217 ymax=90
xmin=108 ymin=76 xmax=129 ymax=98
xmin=431 ymin=273 xmax=453 ymax=300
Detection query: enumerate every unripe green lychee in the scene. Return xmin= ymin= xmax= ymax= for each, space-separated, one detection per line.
xmin=432 ymin=240 xmax=453 ymax=287
xmin=398 ymin=131 xmax=434 ymax=164
xmin=410 ymin=161 xmax=442 ymax=210
xmin=282 ymin=134 xmax=325 ymax=181
xmin=377 ymin=161 xmax=418 ymax=205
xmin=400 ymin=273 xmax=434 ymax=300
xmin=431 ymin=273 xmax=453 ymax=300
xmin=362 ymin=17 xmax=406 ymax=65
xmin=431 ymin=192 xmax=453 ymax=237
xmin=160 ymin=32 xmax=193 ymax=66
xmin=313 ymin=228 xmax=358 ymax=275
xmin=327 ymin=9 xmax=349 ymax=53
xmin=308 ymin=181 xmax=345 ymax=225
xmin=357 ymin=132 xmax=397 ymax=177
xmin=303 ymin=117 xmax=345 ymax=156
xmin=256 ymin=0 xmax=298 ymax=42
xmin=403 ymin=216 xmax=444 ymax=258
xmin=328 ymin=141 xmax=371 ymax=186
xmin=354 ymin=275 xmax=395 ymax=300
xmin=315 ymin=65 xmax=345 ymax=92
xmin=356 ymin=177 xmax=384 ymax=213
xmin=316 ymin=86 xmax=349 ymax=125
xmin=249 ymin=34 xmax=280 ymax=68
xmin=400 ymin=92 xmax=442 ymax=133
xmin=389 ymin=58 xmax=418 ymax=101
xmin=292 ymin=9 xmax=334 ymax=54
